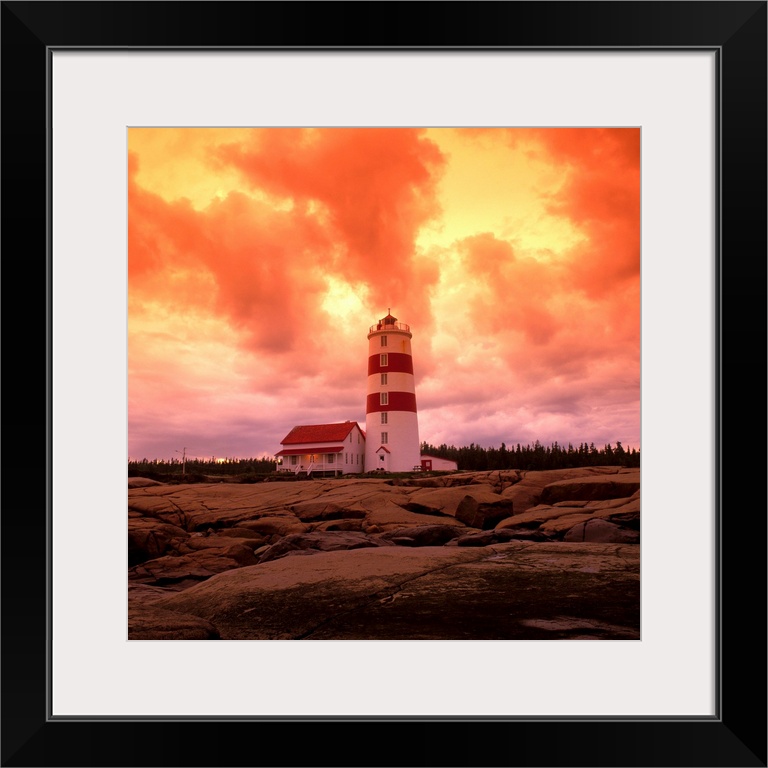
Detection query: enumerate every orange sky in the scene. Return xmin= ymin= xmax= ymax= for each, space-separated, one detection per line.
xmin=128 ymin=127 xmax=640 ymax=461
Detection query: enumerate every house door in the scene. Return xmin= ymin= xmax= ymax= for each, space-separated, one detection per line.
xmin=422 ymin=459 xmax=432 ymax=471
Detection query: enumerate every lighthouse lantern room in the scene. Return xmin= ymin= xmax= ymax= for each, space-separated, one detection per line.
xmin=364 ymin=311 xmax=421 ymax=473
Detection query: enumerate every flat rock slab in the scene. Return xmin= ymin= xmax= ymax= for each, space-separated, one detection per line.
xmin=540 ymin=473 xmax=641 ymax=504
xmin=129 ymin=606 xmax=220 ymax=640
xmin=129 ymin=545 xmax=258 ymax=585
xmin=153 ymin=542 xmax=639 ymax=640
xmin=564 ymin=518 xmax=640 ymax=543
xmin=496 ymin=498 xmax=640 ymax=539
xmin=128 ymin=477 xmax=166 ymax=489
xmin=498 ymin=467 xmax=630 ymax=514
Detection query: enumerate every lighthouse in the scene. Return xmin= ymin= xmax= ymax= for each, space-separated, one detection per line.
xmin=365 ymin=311 xmax=421 ymax=473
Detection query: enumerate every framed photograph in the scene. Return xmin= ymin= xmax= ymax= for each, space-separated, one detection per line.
xmin=4 ymin=1 xmax=765 ymax=765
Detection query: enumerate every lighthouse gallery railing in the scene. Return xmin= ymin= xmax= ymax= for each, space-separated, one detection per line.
xmin=370 ymin=321 xmax=410 ymax=333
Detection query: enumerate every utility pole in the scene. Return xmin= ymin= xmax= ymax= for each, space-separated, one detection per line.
xmin=176 ymin=447 xmax=187 ymax=476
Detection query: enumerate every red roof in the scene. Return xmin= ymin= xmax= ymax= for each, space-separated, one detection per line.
xmin=375 ymin=445 xmax=391 ymax=454
xmin=275 ymin=446 xmax=343 ymax=456
xmin=280 ymin=422 xmax=360 ymax=445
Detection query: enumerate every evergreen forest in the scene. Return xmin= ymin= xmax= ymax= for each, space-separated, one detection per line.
xmin=419 ymin=440 xmax=640 ymax=471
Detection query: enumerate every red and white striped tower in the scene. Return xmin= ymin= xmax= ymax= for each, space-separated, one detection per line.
xmin=365 ymin=310 xmax=421 ymax=473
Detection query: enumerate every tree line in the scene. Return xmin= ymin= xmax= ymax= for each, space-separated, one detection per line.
xmin=419 ymin=440 xmax=640 ymax=472
xmin=129 ymin=441 xmax=640 ymax=478
xmin=128 ymin=456 xmax=276 ymax=477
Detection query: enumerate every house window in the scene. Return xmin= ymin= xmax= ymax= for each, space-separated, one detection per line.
xmin=327 ymin=454 xmax=335 ymax=463
xmin=381 ymin=335 xmax=388 ymax=347
xmin=381 ymin=373 xmax=388 ymax=385
xmin=380 ymin=392 xmax=388 ymax=405
xmin=381 ymin=432 xmax=388 ymax=444
xmin=350 ymin=433 xmax=353 ymax=442
xmin=381 ymin=412 xmax=388 ymax=424
xmin=345 ymin=453 xmax=348 ymax=464
xmin=380 ymin=353 xmax=388 ymax=366
xmin=290 ymin=455 xmax=297 ymax=466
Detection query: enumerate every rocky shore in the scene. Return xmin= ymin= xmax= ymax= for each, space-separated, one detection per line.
xmin=128 ymin=466 xmax=640 ymax=640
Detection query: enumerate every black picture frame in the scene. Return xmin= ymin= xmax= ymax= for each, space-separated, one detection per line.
xmin=3 ymin=2 xmax=765 ymax=766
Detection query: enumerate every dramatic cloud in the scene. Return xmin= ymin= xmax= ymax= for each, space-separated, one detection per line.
xmin=215 ymin=128 xmax=445 ymax=331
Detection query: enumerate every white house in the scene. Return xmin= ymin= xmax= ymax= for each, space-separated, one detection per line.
xmin=275 ymin=421 xmax=366 ymax=477
xmin=419 ymin=454 xmax=459 ymax=472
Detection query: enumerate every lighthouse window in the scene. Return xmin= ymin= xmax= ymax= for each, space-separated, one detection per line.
xmin=381 ymin=373 xmax=387 ymax=385
xmin=380 ymin=354 xmax=388 ymax=366
xmin=381 ymin=432 xmax=388 ymax=444
xmin=381 ymin=412 xmax=388 ymax=424
xmin=380 ymin=392 xmax=388 ymax=406
xmin=381 ymin=335 xmax=388 ymax=347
